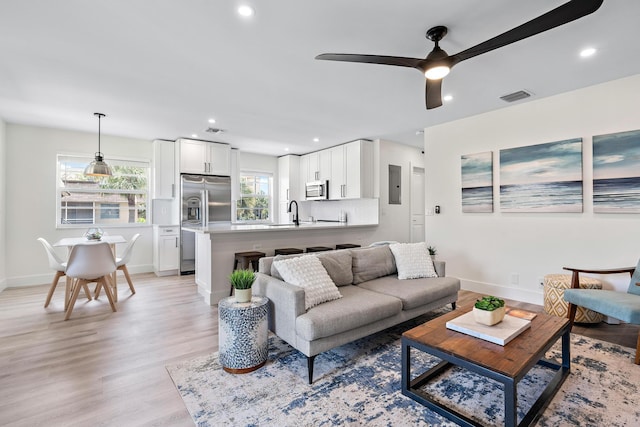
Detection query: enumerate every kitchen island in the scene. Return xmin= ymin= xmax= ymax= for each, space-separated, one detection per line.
xmin=182 ymin=222 xmax=377 ymax=305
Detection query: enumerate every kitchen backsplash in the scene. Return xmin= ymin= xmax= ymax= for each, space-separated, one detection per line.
xmin=299 ymin=198 xmax=379 ymax=225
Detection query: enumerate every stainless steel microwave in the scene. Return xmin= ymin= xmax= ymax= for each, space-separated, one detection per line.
xmin=305 ymin=180 xmax=329 ymax=200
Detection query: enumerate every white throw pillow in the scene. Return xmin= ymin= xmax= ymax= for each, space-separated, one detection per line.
xmin=273 ymin=255 xmax=342 ymax=310
xmin=389 ymin=242 xmax=438 ymax=280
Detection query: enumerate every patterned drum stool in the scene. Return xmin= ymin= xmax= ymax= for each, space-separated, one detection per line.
xmin=218 ymin=296 xmax=269 ymax=373
xmin=544 ymin=274 xmax=604 ymax=323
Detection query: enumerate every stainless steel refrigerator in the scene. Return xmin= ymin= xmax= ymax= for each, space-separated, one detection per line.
xmin=180 ymin=174 xmax=231 ymax=274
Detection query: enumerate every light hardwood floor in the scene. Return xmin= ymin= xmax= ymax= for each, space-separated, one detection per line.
xmin=1 ymin=275 xmax=637 ymax=426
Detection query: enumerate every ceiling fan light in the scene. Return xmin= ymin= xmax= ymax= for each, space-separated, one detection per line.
xmin=425 ymin=66 xmax=450 ymax=80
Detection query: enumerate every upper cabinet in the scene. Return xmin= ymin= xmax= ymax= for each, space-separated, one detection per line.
xmin=179 ymin=138 xmax=231 ymax=176
xmin=278 ymin=155 xmax=300 ymax=222
xmin=152 ymin=139 xmax=176 ymax=199
xmin=330 ymin=140 xmax=373 ymax=200
xmin=278 ymin=155 xmax=301 ymax=202
xmin=299 ymin=140 xmax=374 ymax=201
xmin=300 ymin=150 xmax=331 ymax=183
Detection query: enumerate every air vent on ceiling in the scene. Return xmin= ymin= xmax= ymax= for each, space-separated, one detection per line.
xmin=205 ymin=127 xmax=225 ymax=134
xmin=500 ymin=90 xmax=532 ymax=103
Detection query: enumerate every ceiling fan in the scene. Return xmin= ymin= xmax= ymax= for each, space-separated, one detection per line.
xmin=315 ymin=0 xmax=604 ymax=109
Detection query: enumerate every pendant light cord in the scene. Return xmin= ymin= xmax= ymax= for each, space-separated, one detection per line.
xmin=94 ymin=112 xmax=105 ymax=155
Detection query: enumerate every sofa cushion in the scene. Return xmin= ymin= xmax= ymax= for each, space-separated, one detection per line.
xmin=295 ymin=285 xmax=402 ymax=341
xmin=351 ymin=245 xmax=397 ymax=284
xmin=389 ymin=242 xmax=438 ymax=280
xmin=357 ymin=275 xmax=461 ymax=311
xmin=273 ymin=255 xmax=342 ymax=310
xmin=271 ymin=253 xmax=304 ymax=280
xmin=271 ymin=251 xmax=353 ymax=286
xmin=317 ymin=251 xmax=353 ymax=286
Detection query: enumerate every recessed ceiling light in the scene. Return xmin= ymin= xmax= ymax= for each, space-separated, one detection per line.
xmin=580 ymin=47 xmax=597 ymax=57
xmin=284 ymin=148 xmax=289 ymax=152
xmin=237 ymin=5 xmax=254 ymax=17
xmin=191 ymin=134 xmax=198 ymax=138
xmin=208 ymin=118 xmax=216 ymax=124
xmin=443 ymin=94 xmax=453 ymax=102
xmin=313 ymin=137 xmax=320 ymax=143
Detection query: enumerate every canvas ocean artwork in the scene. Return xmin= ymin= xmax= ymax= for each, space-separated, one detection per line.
xmin=461 ymin=152 xmax=493 ymax=213
xmin=499 ymin=138 xmax=583 ymax=212
xmin=593 ymin=129 xmax=640 ymax=213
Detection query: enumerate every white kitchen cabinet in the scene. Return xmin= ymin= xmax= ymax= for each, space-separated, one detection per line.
xmin=329 ymin=145 xmax=345 ymax=200
xmin=301 ymin=150 xmax=331 ymax=183
xmin=153 ymin=225 xmax=179 ymax=276
xmin=278 ymin=155 xmax=300 ymax=222
xmin=278 ymin=155 xmax=301 ymax=202
xmin=300 ymin=152 xmax=317 ymax=182
xmin=152 ymin=139 xmax=176 ymax=199
xmin=329 ymin=139 xmax=374 ymax=199
xmin=318 ymin=150 xmax=331 ymax=181
xmin=179 ymin=138 xmax=231 ymax=176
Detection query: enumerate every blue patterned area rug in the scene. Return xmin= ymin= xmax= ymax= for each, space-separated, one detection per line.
xmin=167 ymin=311 xmax=640 ymax=426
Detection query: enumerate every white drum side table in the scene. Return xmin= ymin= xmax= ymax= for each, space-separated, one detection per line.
xmin=218 ymin=296 xmax=269 ymax=373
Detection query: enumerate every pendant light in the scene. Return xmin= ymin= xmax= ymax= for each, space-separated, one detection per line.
xmin=84 ymin=112 xmax=113 ymax=177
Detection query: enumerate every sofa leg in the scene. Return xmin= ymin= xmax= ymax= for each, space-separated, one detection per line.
xmin=451 ymin=302 xmax=456 ymax=310
xmin=307 ymin=355 xmax=316 ymax=384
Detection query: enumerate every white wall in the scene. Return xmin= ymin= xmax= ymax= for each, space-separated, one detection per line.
xmin=365 ymin=139 xmax=425 ymax=244
xmin=238 ymin=151 xmax=278 ymax=174
xmin=0 ymin=118 xmax=6 ymax=291
xmin=5 ymin=124 xmax=154 ymax=287
xmin=425 ymin=74 xmax=640 ymax=305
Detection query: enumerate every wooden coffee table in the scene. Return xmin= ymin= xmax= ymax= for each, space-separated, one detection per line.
xmin=401 ymin=305 xmax=570 ymax=427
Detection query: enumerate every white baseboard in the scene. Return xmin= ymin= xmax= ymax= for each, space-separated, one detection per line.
xmin=460 ymin=279 xmax=544 ymax=307
xmin=4 ymin=264 xmax=154 ymax=288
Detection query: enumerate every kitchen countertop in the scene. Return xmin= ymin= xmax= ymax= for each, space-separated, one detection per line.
xmin=182 ymin=221 xmax=377 ymax=234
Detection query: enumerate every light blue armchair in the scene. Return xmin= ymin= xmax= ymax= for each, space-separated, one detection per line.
xmin=563 ymin=260 xmax=640 ymax=364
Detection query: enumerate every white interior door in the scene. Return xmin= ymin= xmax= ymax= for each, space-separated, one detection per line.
xmin=411 ymin=166 xmax=425 ymax=243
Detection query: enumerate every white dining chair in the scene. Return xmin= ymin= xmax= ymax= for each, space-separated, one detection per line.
xmin=64 ymin=242 xmax=117 ymax=320
xmin=94 ymin=233 xmax=140 ymax=301
xmin=37 ymin=237 xmax=91 ymax=308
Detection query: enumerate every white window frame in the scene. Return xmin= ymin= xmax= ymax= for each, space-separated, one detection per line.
xmin=236 ymin=171 xmax=273 ymax=223
xmin=56 ymin=154 xmax=151 ymax=229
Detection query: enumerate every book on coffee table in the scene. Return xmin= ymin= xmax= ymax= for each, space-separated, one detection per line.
xmin=505 ymin=307 xmax=537 ymax=320
xmin=446 ymin=311 xmax=532 ymax=346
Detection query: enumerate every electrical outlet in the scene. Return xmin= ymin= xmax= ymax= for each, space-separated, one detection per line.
xmin=253 ymin=244 xmax=262 ymax=250
xmin=510 ymin=273 xmax=519 ymax=285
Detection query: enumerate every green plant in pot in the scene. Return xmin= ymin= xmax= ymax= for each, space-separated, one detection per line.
xmin=229 ymin=269 xmax=256 ymax=303
xmin=473 ymin=295 xmax=506 ymax=326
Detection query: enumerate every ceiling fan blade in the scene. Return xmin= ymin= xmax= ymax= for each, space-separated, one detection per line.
xmin=426 ymin=79 xmax=443 ymax=109
xmin=315 ymin=53 xmax=422 ymax=69
xmin=450 ymin=0 xmax=603 ymax=65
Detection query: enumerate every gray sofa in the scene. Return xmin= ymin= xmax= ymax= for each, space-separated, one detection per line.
xmin=253 ymin=245 xmax=461 ymax=383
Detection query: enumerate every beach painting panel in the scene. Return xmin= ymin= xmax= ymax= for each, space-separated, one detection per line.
xmin=461 ymin=151 xmax=493 ymax=213
xmin=593 ymin=129 xmax=640 ymax=213
xmin=500 ymin=138 xmax=583 ymax=212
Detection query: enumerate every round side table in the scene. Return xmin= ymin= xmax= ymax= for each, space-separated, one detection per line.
xmin=218 ymin=296 xmax=269 ymax=374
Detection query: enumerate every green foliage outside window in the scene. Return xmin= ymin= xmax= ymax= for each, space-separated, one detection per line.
xmin=57 ymin=156 xmax=149 ymax=226
xmin=236 ymin=173 xmax=271 ymax=221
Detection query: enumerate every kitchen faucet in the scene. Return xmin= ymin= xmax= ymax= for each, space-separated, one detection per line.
xmin=287 ymin=200 xmax=299 ymax=226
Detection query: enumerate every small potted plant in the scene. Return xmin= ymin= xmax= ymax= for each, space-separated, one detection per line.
xmin=473 ymin=296 xmax=506 ymax=326
xmin=427 ymin=245 xmax=437 ymax=261
xmin=229 ymin=269 xmax=256 ymax=303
